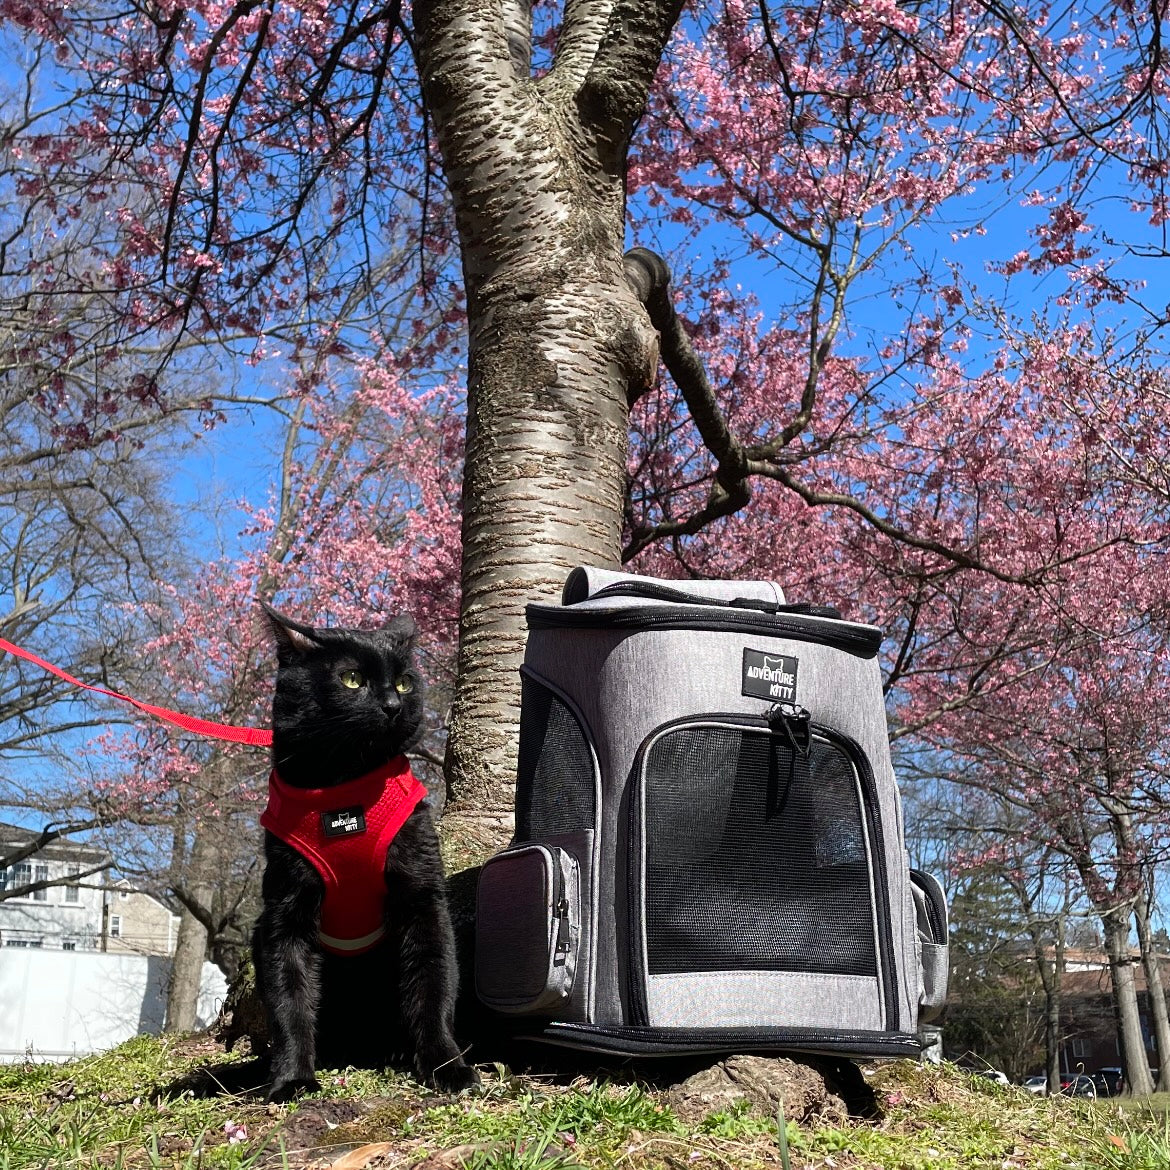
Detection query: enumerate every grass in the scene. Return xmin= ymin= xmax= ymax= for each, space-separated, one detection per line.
xmin=3 ymin=1036 xmax=1170 ymax=1170
xmin=1107 ymin=1092 xmax=1170 ymax=1118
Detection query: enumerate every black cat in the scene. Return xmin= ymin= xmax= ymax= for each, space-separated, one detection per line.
xmin=253 ymin=603 xmax=478 ymax=1103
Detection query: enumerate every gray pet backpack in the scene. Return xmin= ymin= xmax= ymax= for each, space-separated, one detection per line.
xmin=475 ymin=568 xmax=948 ymax=1057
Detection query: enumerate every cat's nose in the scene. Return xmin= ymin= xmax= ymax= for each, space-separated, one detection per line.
xmin=381 ymin=697 xmax=400 ymax=719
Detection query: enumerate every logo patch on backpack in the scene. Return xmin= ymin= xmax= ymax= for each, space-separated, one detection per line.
xmin=321 ymin=806 xmax=367 ymax=837
xmin=742 ymin=649 xmax=799 ymax=703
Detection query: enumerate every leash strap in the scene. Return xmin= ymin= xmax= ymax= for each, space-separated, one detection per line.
xmin=0 ymin=635 xmax=273 ymax=747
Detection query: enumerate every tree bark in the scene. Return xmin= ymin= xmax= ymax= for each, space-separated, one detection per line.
xmin=1134 ymin=887 xmax=1170 ymax=1092
xmin=1020 ymin=885 xmax=1064 ymax=1094
xmin=415 ymin=0 xmax=681 ymax=855
xmin=165 ymin=827 xmax=217 ymax=1032
xmin=1103 ymin=907 xmax=1154 ymax=1097
xmin=1044 ymin=906 xmax=1065 ymax=1093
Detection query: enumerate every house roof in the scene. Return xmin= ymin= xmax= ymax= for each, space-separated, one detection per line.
xmin=0 ymin=822 xmax=111 ymax=864
xmin=109 ymin=878 xmax=180 ymax=916
xmin=1057 ymin=963 xmax=1170 ymax=1000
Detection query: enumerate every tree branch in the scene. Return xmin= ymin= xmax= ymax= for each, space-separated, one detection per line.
xmin=414 ymin=0 xmax=525 ymax=122
xmin=0 ymin=859 xmax=112 ymax=903
xmin=575 ymin=0 xmax=685 ymax=155
xmin=551 ymin=0 xmax=613 ymax=91
xmin=622 ymin=247 xmax=750 ymax=561
xmin=0 ymin=818 xmax=107 ymax=872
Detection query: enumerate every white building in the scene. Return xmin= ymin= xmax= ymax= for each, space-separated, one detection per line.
xmin=0 ymin=825 xmax=227 ymax=1059
xmin=0 ymin=823 xmax=108 ymax=951
xmin=105 ymin=879 xmax=181 ymax=956
xmin=0 ymin=824 xmax=180 ymax=955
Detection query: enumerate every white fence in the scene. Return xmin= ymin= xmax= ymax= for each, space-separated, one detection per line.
xmin=0 ymin=949 xmax=226 ymax=1061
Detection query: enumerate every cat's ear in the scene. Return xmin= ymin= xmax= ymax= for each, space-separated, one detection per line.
xmin=260 ymin=600 xmax=323 ymax=658
xmin=385 ymin=613 xmax=417 ymax=648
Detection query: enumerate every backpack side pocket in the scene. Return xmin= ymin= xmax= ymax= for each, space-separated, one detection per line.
xmin=910 ymin=869 xmax=949 ymax=1022
xmin=476 ymin=844 xmax=580 ymax=1015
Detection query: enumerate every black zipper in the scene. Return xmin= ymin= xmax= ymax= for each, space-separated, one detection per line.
xmin=625 ymin=769 xmax=651 ymax=1027
xmin=826 ymin=724 xmax=898 ymax=1031
xmin=526 ymin=603 xmax=881 ymax=659
xmin=625 ymin=711 xmax=897 ymax=1031
xmin=537 ymin=845 xmax=570 ymax=965
xmin=550 ymin=849 xmax=571 ymax=960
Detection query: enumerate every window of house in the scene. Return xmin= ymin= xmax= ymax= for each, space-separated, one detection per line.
xmin=62 ymin=940 xmax=77 ymax=951
xmin=5 ymin=938 xmax=43 ymax=948
xmin=109 ymin=915 xmax=122 ymax=939
xmin=64 ymin=869 xmax=80 ymax=903
xmin=32 ymin=864 xmax=48 ymax=901
xmin=10 ymin=862 xmax=32 ymax=895
xmin=1072 ymin=1037 xmax=1089 ymax=1059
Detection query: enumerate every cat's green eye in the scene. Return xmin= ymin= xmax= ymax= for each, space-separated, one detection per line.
xmin=394 ymin=676 xmax=414 ymax=695
xmin=340 ymin=669 xmax=364 ymax=689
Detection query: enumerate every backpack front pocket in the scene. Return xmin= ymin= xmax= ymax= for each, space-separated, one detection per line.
xmin=625 ymin=711 xmax=894 ymax=1033
xmin=475 ymin=844 xmax=580 ymax=1014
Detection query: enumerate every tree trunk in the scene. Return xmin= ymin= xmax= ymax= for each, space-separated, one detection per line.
xmin=1107 ymin=804 xmax=1170 ymax=1092
xmin=1012 ymin=862 xmax=1064 ymax=1094
xmin=1103 ymin=907 xmax=1154 ymax=1097
xmin=1044 ymin=963 xmax=1062 ymax=1091
xmin=165 ymin=827 xmax=217 ymax=1032
xmin=1134 ymin=887 xmax=1170 ymax=1092
xmin=415 ymin=0 xmax=680 ymax=856
xmin=1028 ymin=906 xmax=1064 ymax=1094
xmin=1045 ymin=908 xmax=1065 ymax=1094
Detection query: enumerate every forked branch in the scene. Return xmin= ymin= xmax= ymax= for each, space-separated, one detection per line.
xmin=621 ymin=248 xmax=1129 ymax=585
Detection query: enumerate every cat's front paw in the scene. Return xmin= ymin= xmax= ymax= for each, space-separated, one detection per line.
xmin=428 ymin=1059 xmax=480 ymax=1094
xmin=266 ymin=1075 xmax=321 ymax=1104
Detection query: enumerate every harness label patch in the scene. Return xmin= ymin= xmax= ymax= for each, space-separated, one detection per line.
xmin=742 ymin=649 xmax=799 ymax=703
xmin=321 ymin=806 xmax=367 ymax=837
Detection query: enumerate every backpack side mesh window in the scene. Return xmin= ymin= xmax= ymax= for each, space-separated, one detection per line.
xmin=515 ymin=674 xmax=596 ymax=840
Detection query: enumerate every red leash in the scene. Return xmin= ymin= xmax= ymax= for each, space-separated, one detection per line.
xmin=0 ymin=636 xmax=273 ymax=748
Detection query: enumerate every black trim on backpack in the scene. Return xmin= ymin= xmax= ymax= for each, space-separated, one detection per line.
xmin=526 ymin=603 xmax=882 ymax=659
xmin=532 ymin=1022 xmax=921 ymax=1058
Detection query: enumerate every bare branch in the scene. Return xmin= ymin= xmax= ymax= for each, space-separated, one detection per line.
xmin=0 ymin=818 xmax=108 ymax=872
xmin=622 ymin=247 xmax=751 ymax=561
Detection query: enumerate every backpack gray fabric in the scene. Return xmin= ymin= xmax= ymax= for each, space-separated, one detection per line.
xmin=475 ymin=568 xmax=948 ymax=1057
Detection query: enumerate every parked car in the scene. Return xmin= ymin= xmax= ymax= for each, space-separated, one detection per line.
xmin=1059 ymin=1074 xmax=1097 ymax=1098
xmin=973 ymin=1069 xmax=1011 ymax=1086
xmin=1020 ymin=1075 xmax=1049 ymax=1095
xmin=1090 ymin=1068 xmax=1124 ymax=1097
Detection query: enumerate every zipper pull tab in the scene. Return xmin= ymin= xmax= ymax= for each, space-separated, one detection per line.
xmin=768 ymin=702 xmax=811 ymax=757
xmin=554 ymin=897 xmax=571 ymax=955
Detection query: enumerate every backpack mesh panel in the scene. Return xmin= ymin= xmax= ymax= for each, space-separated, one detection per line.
xmin=515 ymin=676 xmax=596 ymax=839
xmin=642 ymin=726 xmax=877 ymax=976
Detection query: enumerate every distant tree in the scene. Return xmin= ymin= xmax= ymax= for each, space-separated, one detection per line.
xmin=944 ymin=869 xmax=1048 ymax=1081
xmin=929 ymin=621 xmax=1170 ymax=1095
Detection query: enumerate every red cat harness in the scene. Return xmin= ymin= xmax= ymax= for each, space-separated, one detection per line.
xmin=260 ymin=756 xmax=427 ymax=956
